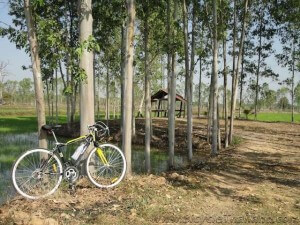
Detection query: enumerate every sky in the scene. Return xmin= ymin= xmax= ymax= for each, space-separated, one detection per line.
xmin=0 ymin=1 xmax=31 ymax=81
xmin=0 ymin=0 xmax=299 ymax=92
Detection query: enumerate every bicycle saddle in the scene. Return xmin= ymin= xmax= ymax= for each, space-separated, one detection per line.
xmin=42 ymin=124 xmax=61 ymax=131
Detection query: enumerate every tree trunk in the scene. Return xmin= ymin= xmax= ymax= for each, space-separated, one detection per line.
xmin=292 ymin=40 xmax=295 ymax=122
xmin=24 ymin=0 xmax=47 ymax=148
xmin=132 ymin=81 xmax=136 ymax=137
xmin=106 ymin=67 xmax=110 ymax=122
xmin=229 ymin=0 xmax=237 ymax=144
xmin=211 ymin=0 xmax=219 ymax=156
xmin=123 ymin=0 xmax=136 ymax=177
xmin=46 ymin=79 xmax=51 ymax=121
xmin=167 ymin=0 xmax=176 ymax=169
xmin=255 ymin=8 xmax=263 ymax=120
xmin=223 ymin=39 xmax=229 ymax=148
xmin=51 ymin=76 xmax=54 ymax=124
xmin=137 ymin=92 xmax=145 ymax=117
xmin=229 ymin=0 xmax=249 ymax=144
xmin=239 ymin=52 xmax=244 ymax=118
xmin=120 ymin=23 xmax=126 ymax=132
xmin=55 ymin=69 xmax=58 ymax=124
xmin=79 ymin=0 xmax=95 ymax=135
xmin=144 ymin=9 xmax=151 ymax=173
xmin=182 ymin=0 xmax=192 ymax=161
xmin=198 ymin=56 xmax=202 ymax=118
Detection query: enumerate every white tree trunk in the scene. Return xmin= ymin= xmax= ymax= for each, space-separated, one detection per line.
xmin=229 ymin=0 xmax=237 ymax=144
xmin=79 ymin=0 xmax=95 ymax=135
xmin=144 ymin=10 xmax=151 ymax=173
xmin=182 ymin=0 xmax=193 ymax=161
xmin=167 ymin=0 xmax=176 ymax=168
xmin=229 ymin=0 xmax=249 ymax=144
xmin=24 ymin=0 xmax=47 ymax=149
xmin=223 ymin=39 xmax=229 ymax=148
xmin=106 ymin=67 xmax=110 ymax=122
xmin=123 ymin=0 xmax=136 ymax=177
xmin=211 ymin=0 xmax=219 ymax=155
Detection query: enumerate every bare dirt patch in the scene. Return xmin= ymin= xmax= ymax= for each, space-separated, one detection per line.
xmin=1 ymin=119 xmax=299 ymax=224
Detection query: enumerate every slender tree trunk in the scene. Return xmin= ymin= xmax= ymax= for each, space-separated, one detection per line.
xmin=217 ymin=95 xmax=221 ymax=150
xmin=24 ymin=0 xmax=47 ymax=148
xmin=132 ymin=81 xmax=135 ymax=137
xmin=106 ymin=67 xmax=110 ymax=122
xmin=120 ymin=23 xmax=126 ymax=131
xmin=211 ymin=0 xmax=219 ymax=156
xmin=292 ymin=40 xmax=295 ymax=122
xmin=144 ymin=9 xmax=151 ymax=173
xmin=255 ymin=9 xmax=263 ymax=120
xmin=55 ymin=69 xmax=58 ymax=124
xmin=123 ymin=0 xmax=136 ymax=177
xmin=229 ymin=0 xmax=237 ymax=144
xmin=229 ymin=0 xmax=249 ymax=144
xmin=46 ymin=79 xmax=50 ymax=121
xmin=223 ymin=39 xmax=229 ymax=148
xmin=207 ymin=72 xmax=213 ymax=143
xmin=198 ymin=57 xmax=202 ymax=118
xmin=239 ymin=52 xmax=244 ymax=118
xmin=137 ymin=92 xmax=145 ymax=117
xmin=97 ymin=69 xmax=100 ymax=119
xmin=182 ymin=0 xmax=192 ymax=161
xmin=167 ymin=0 xmax=176 ymax=169
xmin=79 ymin=0 xmax=95 ymax=135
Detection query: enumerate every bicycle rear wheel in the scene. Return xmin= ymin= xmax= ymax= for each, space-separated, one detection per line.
xmin=86 ymin=144 xmax=126 ymax=188
xmin=12 ymin=149 xmax=63 ymax=199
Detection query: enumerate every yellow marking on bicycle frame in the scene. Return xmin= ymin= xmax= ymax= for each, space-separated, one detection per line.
xmin=96 ymin=148 xmax=109 ymax=165
xmin=66 ymin=136 xmax=86 ymax=144
xmin=111 ymin=177 xmax=118 ymax=183
xmin=52 ymin=164 xmax=57 ymax=173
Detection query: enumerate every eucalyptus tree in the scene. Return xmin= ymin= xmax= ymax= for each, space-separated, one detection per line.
xmin=229 ymin=0 xmax=249 ymax=144
xmin=210 ymin=0 xmax=219 ymax=155
xmin=166 ymin=0 xmax=182 ymax=168
xmin=93 ymin=0 xmax=125 ymax=122
xmin=250 ymin=0 xmax=277 ymax=120
xmin=220 ymin=0 xmax=230 ymax=147
xmin=272 ymin=0 xmax=300 ymax=122
xmin=136 ymin=0 xmax=167 ymax=172
xmin=23 ymin=0 xmax=47 ymax=148
xmin=0 ymin=61 xmax=9 ymax=105
xmin=182 ymin=0 xmax=193 ymax=160
xmin=123 ymin=0 xmax=136 ymax=176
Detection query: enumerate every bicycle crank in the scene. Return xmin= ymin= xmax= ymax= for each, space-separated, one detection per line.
xmin=64 ymin=166 xmax=79 ymax=183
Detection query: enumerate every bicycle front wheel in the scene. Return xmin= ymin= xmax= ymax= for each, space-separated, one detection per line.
xmin=86 ymin=144 xmax=126 ymax=188
xmin=12 ymin=149 xmax=63 ymax=199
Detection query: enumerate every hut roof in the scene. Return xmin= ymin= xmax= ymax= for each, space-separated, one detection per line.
xmin=151 ymin=89 xmax=186 ymax=102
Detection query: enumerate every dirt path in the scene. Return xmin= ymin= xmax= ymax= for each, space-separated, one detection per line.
xmin=0 ymin=119 xmax=299 ymax=224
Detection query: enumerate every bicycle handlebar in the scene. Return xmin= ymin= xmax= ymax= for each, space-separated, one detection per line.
xmin=88 ymin=121 xmax=110 ymax=138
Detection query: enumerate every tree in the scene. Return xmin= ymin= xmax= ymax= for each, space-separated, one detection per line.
xmin=229 ymin=0 xmax=249 ymax=144
xmin=79 ymin=0 xmax=95 ymax=135
xmin=122 ymin=0 xmax=136 ymax=177
xmin=210 ymin=0 xmax=219 ymax=155
xmin=182 ymin=0 xmax=193 ymax=161
xmin=23 ymin=0 xmax=47 ymax=148
xmin=0 ymin=61 xmax=10 ymax=104
xmin=295 ymin=82 xmax=300 ymax=111
xmin=251 ymin=0 xmax=277 ymax=120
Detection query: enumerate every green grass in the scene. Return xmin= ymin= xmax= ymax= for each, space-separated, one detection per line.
xmin=0 ymin=116 xmax=72 ymax=133
xmin=241 ymin=112 xmax=300 ymax=123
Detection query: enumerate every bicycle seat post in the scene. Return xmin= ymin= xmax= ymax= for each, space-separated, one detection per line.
xmin=51 ymin=130 xmax=59 ymax=144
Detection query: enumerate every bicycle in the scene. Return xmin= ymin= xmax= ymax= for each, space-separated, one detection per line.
xmin=11 ymin=121 xmax=127 ymax=200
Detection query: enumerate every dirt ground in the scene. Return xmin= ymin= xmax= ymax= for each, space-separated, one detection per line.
xmin=0 ymin=119 xmax=299 ymax=225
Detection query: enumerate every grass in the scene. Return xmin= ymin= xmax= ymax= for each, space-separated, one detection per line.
xmin=0 ymin=116 xmax=72 ymax=133
xmin=240 ymin=112 xmax=300 ymax=123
